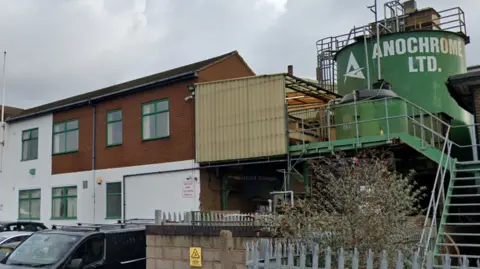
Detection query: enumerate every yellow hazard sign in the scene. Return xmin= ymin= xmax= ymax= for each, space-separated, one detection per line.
xmin=189 ymin=247 xmax=202 ymax=267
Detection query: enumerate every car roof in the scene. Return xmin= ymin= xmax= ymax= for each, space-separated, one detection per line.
xmin=0 ymin=221 xmax=45 ymax=226
xmin=0 ymin=231 xmax=33 ymax=237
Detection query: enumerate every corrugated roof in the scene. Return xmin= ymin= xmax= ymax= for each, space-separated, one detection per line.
xmin=8 ymin=50 xmax=240 ymax=122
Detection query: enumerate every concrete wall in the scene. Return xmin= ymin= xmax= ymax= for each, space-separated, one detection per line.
xmin=146 ymin=231 xmax=252 ymax=269
xmin=0 ymin=114 xmax=201 ymax=226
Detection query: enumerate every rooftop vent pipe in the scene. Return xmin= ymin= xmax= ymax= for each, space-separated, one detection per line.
xmin=287 ymin=65 xmax=293 ymax=76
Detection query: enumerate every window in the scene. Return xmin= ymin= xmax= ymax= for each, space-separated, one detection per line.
xmin=70 ymin=235 xmax=105 ymax=266
xmin=142 ymin=99 xmax=170 ymax=140
xmin=21 ymin=128 xmax=39 ymax=161
xmin=53 ymin=120 xmax=79 ymax=154
xmin=107 ymin=110 xmax=122 ymax=146
xmin=18 ymin=189 xmax=41 ymax=220
xmin=51 ymin=186 xmax=77 ymax=219
xmin=106 ymin=182 xmax=121 ymax=219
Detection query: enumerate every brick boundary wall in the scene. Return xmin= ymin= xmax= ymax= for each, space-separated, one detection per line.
xmin=146 ymin=225 xmax=271 ymax=269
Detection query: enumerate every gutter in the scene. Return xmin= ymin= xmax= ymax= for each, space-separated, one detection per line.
xmin=6 ymin=71 xmax=197 ymax=123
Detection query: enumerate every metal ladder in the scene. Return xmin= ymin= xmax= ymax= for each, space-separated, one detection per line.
xmin=433 ymin=159 xmax=480 ymax=267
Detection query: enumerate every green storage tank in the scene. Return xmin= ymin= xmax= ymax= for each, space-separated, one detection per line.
xmin=335 ymin=30 xmax=472 ymax=159
xmin=334 ymin=88 xmax=408 ymax=140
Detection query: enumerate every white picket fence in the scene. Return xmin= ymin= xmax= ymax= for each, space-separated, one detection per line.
xmin=245 ymin=240 xmax=473 ymax=269
xmin=153 ymin=210 xmax=275 ymax=226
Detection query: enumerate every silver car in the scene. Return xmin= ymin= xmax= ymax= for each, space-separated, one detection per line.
xmin=0 ymin=231 xmax=32 ymax=245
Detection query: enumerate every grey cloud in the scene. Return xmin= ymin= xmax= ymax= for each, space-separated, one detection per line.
xmin=0 ymin=0 xmax=478 ymax=109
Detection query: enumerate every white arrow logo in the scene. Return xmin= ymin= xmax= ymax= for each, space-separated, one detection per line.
xmin=344 ymin=52 xmax=365 ymax=83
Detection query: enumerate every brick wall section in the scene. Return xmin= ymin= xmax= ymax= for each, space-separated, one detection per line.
xmin=475 ymin=90 xmax=480 ymax=140
xmin=52 ymin=105 xmax=94 ymax=174
xmin=51 ymin=53 xmax=255 ymax=174
xmin=146 ymin=233 xmax=250 ymax=269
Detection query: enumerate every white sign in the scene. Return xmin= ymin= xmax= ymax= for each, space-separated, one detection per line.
xmin=183 ymin=180 xmax=194 ymax=198
xmin=344 ymin=52 xmax=365 ymax=82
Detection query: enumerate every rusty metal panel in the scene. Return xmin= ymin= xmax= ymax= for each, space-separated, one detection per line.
xmin=195 ymin=74 xmax=287 ymax=163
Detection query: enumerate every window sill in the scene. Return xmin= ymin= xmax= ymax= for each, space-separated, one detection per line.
xmin=142 ymin=136 xmax=170 ymax=142
xmin=50 ymin=217 xmax=77 ymax=220
xmin=52 ymin=150 xmax=79 ymax=156
xmin=17 ymin=218 xmax=41 ymax=221
xmin=106 ymin=143 xmax=122 ymax=148
xmin=20 ymin=158 xmax=38 ymax=162
xmin=105 ymin=216 xmax=121 ymax=220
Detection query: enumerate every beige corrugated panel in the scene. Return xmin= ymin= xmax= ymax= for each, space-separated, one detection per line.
xmin=195 ymin=74 xmax=287 ymax=163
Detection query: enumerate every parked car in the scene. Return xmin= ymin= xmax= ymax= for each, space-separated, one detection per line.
xmin=0 ymin=221 xmax=47 ymax=232
xmin=0 ymin=232 xmax=32 ymax=246
xmin=0 ymin=223 xmax=146 ymax=269
xmin=0 ymin=242 xmax=21 ymax=260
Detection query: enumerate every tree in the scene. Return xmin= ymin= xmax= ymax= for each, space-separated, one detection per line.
xmin=268 ymin=149 xmax=426 ymax=256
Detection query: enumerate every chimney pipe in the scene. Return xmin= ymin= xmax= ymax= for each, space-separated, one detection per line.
xmin=287 ymin=65 xmax=293 ymax=76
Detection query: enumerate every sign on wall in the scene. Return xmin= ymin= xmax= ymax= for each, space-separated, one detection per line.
xmin=182 ymin=180 xmax=194 ymax=198
xmin=189 ymin=247 xmax=202 ymax=267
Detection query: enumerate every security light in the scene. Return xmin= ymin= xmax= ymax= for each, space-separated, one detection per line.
xmin=187 ymin=85 xmax=195 ymax=92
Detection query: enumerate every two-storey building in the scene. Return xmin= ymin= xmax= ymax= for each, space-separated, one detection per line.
xmin=0 ymin=51 xmax=255 ymax=226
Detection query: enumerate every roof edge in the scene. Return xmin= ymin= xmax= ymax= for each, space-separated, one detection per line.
xmin=7 ymin=71 xmax=197 ymax=123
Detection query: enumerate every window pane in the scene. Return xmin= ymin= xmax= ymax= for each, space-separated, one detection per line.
xmin=31 ymin=190 xmax=41 ymax=198
xmin=22 ymin=141 xmax=29 ymax=160
xmin=67 ymin=197 xmax=77 ymax=217
xmin=155 ymin=112 xmax=170 ymax=137
xmin=30 ymin=199 xmax=40 ymax=219
xmin=142 ymin=103 xmax=154 ymax=114
xmin=52 ymin=198 xmax=63 ymax=217
xmin=29 ymin=139 xmax=38 ymax=160
xmin=142 ymin=115 xmax=155 ymax=139
xmin=85 ymin=237 xmax=105 ymax=265
xmin=107 ymin=183 xmax=121 ymax=194
xmin=156 ymin=100 xmax=169 ymax=111
xmin=67 ymin=187 xmax=77 ymax=196
xmin=54 ymin=123 xmax=65 ymax=133
xmin=22 ymin=132 xmax=30 ymax=140
xmin=66 ymin=120 xmax=78 ymax=130
xmin=66 ymin=130 xmax=78 ymax=152
xmin=107 ymin=195 xmax=121 ymax=218
xmin=31 ymin=129 xmax=39 ymax=139
xmin=107 ymin=122 xmax=122 ymax=145
xmin=19 ymin=201 xmax=30 ymax=219
xmin=108 ymin=111 xmax=122 ymax=122
xmin=53 ymin=133 xmax=66 ymax=153
xmin=52 ymin=188 xmax=64 ymax=197
xmin=19 ymin=191 xmax=29 ymax=199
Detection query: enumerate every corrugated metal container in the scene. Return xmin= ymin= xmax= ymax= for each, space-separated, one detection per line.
xmin=195 ymin=74 xmax=287 ymax=163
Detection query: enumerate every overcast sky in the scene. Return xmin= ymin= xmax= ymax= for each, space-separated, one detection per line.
xmin=0 ymin=0 xmax=478 ymax=109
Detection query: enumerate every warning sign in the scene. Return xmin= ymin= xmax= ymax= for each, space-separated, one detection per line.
xmin=183 ymin=180 xmax=194 ymax=198
xmin=189 ymin=247 xmax=202 ymax=267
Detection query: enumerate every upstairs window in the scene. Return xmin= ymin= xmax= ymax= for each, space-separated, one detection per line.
xmin=53 ymin=120 xmax=79 ymax=154
xmin=21 ymin=128 xmax=38 ymax=161
xmin=107 ymin=110 xmax=122 ymax=146
xmin=142 ymin=99 xmax=170 ymax=140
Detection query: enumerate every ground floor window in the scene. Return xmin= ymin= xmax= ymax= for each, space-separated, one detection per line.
xmin=18 ymin=189 xmax=41 ymax=220
xmin=106 ymin=182 xmax=121 ymax=219
xmin=52 ymin=186 xmax=77 ymax=219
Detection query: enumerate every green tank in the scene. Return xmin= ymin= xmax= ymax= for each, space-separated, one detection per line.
xmin=335 ymin=30 xmax=472 ymax=158
xmin=334 ymin=88 xmax=408 ymax=140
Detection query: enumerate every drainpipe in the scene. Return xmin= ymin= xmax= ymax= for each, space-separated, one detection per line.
xmin=90 ymin=101 xmax=97 ymax=223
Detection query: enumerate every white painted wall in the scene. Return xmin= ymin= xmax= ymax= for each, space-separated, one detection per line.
xmin=0 ymin=113 xmax=201 ymax=227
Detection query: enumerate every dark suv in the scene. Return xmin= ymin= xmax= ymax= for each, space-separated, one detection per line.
xmin=0 ymin=223 xmax=146 ymax=269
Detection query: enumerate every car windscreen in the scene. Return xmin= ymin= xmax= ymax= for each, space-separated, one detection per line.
xmin=0 ymin=247 xmax=13 ymax=260
xmin=3 ymin=233 xmax=81 ymax=267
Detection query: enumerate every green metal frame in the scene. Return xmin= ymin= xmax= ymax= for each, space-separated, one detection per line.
xmin=21 ymin=128 xmax=38 ymax=161
xmin=106 ymin=109 xmax=123 ymax=147
xmin=105 ymin=182 xmax=122 ymax=219
xmin=51 ymin=186 xmax=77 ymax=220
xmin=52 ymin=119 xmax=79 ymax=155
xmin=18 ymin=189 xmax=41 ymax=220
xmin=141 ymin=98 xmax=170 ymax=141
